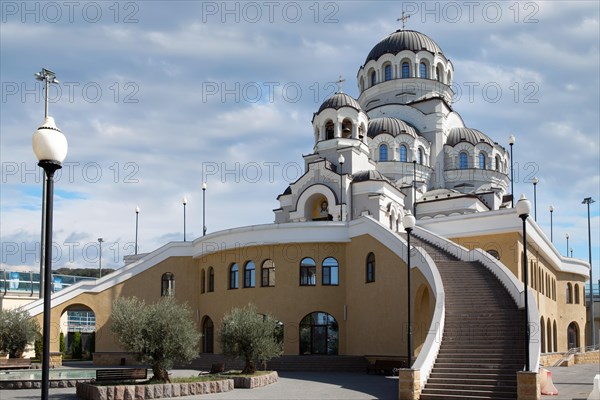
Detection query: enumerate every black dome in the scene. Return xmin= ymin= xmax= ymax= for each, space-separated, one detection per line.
xmin=367 ymin=117 xmax=419 ymax=138
xmin=365 ymin=30 xmax=443 ymax=64
xmin=318 ymin=93 xmax=362 ymax=113
xmin=446 ymin=127 xmax=494 ymax=146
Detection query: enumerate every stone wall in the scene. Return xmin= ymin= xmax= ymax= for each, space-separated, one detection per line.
xmin=76 ymin=379 xmax=234 ymax=400
xmin=574 ymin=350 xmax=599 ymax=364
xmin=539 ymin=353 xmax=563 ymax=367
xmin=231 ymin=371 xmax=278 ymax=388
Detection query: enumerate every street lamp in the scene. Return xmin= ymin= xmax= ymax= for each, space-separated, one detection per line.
xmin=570 ymin=248 xmax=573 ymax=258
xmin=516 ymin=194 xmax=531 ymax=371
xmin=583 ymin=197 xmax=596 ymax=346
xmin=549 ymin=205 xmax=554 ymax=242
xmin=508 ymin=135 xmax=515 ymax=207
xmin=403 ymin=211 xmax=416 ymax=367
xmin=531 ymin=176 xmax=538 ymax=221
xmin=566 ymin=233 xmax=569 ymax=257
xmin=97 ymin=238 xmax=103 ymax=278
xmin=413 ymin=160 xmax=417 ymax=216
xmin=338 ymin=154 xmax=345 ymax=221
xmin=32 ymin=68 xmax=68 ymax=400
xmin=182 ymin=197 xmax=188 ymax=242
xmin=202 ymin=183 xmax=207 ymax=236
xmin=135 ymin=206 xmax=140 ymax=254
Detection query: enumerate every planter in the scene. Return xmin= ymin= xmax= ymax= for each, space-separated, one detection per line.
xmin=231 ymin=371 xmax=278 ymax=389
xmin=76 ymin=378 xmax=234 ymax=400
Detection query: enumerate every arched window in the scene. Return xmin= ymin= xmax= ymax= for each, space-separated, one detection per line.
xmin=417 ymin=147 xmax=424 ymax=165
xmin=229 ymin=263 xmax=239 ymax=289
xmin=384 ymin=64 xmax=392 ymax=81
xmin=299 ymin=312 xmax=338 ymax=355
xmin=208 ymin=267 xmax=214 ymax=292
xmin=495 ymin=155 xmax=501 ymax=171
xmin=201 ymin=269 xmax=206 ymax=294
xmin=547 ymin=318 xmax=552 ymax=353
xmin=567 ymin=322 xmax=580 ymax=349
xmin=202 ymin=317 xmax=214 ymax=353
xmin=479 ymin=152 xmax=486 ymax=169
xmin=399 ymin=144 xmax=408 ymax=162
xmin=300 ymin=257 xmax=316 ymax=286
xmin=553 ymin=279 xmax=556 ymax=300
xmin=360 ymin=76 xmax=364 ymax=92
xmin=341 ymin=119 xmax=352 ymax=139
xmin=420 ymin=62 xmax=427 ymax=78
xmin=459 ymin=152 xmax=468 ymax=169
xmin=325 ymin=120 xmax=334 ymax=140
xmin=161 ymin=273 xmax=175 ymax=296
xmin=402 ymin=62 xmax=410 ymax=78
xmin=370 ymin=70 xmax=377 ymax=87
xmin=366 ymin=252 xmax=375 ymax=283
xmin=487 ymin=249 xmax=500 ymax=260
xmin=379 ymin=144 xmax=388 ymax=161
xmin=436 ymin=64 xmax=443 ymax=82
xmin=566 ymin=283 xmax=573 ymax=303
xmin=322 ymin=257 xmax=339 ymax=286
xmin=540 ymin=317 xmax=546 ymax=353
xmin=553 ymin=320 xmax=558 ymax=351
xmin=244 ymin=261 xmax=256 ymax=288
xmin=574 ymin=284 xmax=580 ymax=304
xmin=261 ymin=259 xmax=276 ymax=287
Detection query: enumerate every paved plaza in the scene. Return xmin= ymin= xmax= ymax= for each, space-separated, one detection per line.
xmin=0 ymin=363 xmax=598 ymax=399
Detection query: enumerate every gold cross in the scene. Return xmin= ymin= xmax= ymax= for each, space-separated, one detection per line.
xmin=397 ymin=11 xmax=410 ymax=30
xmin=336 ymin=75 xmax=346 ymax=93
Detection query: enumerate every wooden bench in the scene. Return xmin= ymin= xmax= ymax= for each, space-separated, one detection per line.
xmin=366 ymin=359 xmax=405 ymax=376
xmin=95 ymin=368 xmax=148 ymax=382
xmin=0 ymin=358 xmax=32 ymax=370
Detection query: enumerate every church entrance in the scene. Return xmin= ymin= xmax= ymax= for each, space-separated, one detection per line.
xmin=567 ymin=322 xmax=579 ymax=350
xmin=299 ymin=312 xmax=338 ymax=355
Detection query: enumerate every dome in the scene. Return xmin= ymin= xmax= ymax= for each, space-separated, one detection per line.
xmin=352 ymin=169 xmax=395 ymax=185
xmin=317 ymin=92 xmax=362 ymax=113
xmin=446 ymin=127 xmax=494 ymax=147
xmin=367 ymin=117 xmax=419 ymax=139
xmin=365 ymin=30 xmax=444 ymax=64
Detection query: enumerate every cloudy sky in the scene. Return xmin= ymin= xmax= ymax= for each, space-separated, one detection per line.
xmin=1 ymin=1 xmax=599 ymax=280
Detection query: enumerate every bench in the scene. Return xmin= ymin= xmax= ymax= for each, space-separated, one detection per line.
xmin=95 ymin=368 xmax=148 ymax=382
xmin=366 ymin=359 xmax=406 ymax=376
xmin=0 ymin=358 xmax=32 ymax=370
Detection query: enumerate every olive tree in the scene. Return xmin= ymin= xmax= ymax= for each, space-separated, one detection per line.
xmin=110 ymin=297 xmax=200 ymax=382
xmin=219 ymin=304 xmax=283 ymax=374
xmin=0 ymin=307 xmax=40 ymax=358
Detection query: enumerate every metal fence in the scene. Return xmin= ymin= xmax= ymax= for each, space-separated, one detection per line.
xmin=0 ymin=270 xmax=95 ymax=295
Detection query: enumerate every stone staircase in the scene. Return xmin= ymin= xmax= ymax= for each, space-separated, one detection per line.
xmin=414 ymin=235 xmax=526 ymax=400
xmin=186 ymin=353 xmax=367 ymax=372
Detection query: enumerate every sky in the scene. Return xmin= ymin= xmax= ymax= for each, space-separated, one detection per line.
xmin=1 ymin=1 xmax=599 ymax=282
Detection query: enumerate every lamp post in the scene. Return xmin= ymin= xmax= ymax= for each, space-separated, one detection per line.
xmin=566 ymin=233 xmax=569 ymax=257
xmin=338 ymin=154 xmax=345 ymax=221
xmin=508 ymin=135 xmax=515 ymax=207
xmin=135 ymin=206 xmax=140 ymax=254
xmin=531 ymin=176 xmax=538 ymax=221
xmin=32 ymin=68 xmax=68 ymax=400
xmin=516 ymin=194 xmax=531 ymax=371
xmin=182 ymin=197 xmax=187 ymax=242
xmin=202 ymin=183 xmax=207 ymax=236
xmin=403 ymin=211 xmax=416 ymax=367
xmin=570 ymin=248 xmax=573 ymax=258
xmin=549 ymin=205 xmax=554 ymax=242
xmin=583 ymin=197 xmax=596 ymax=346
xmin=413 ymin=160 xmax=417 ymax=216
xmin=97 ymin=238 xmax=103 ymax=278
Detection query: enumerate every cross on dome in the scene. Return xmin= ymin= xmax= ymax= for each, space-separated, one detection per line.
xmin=336 ymin=75 xmax=346 ymax=93
xmin=397 ymin=11 xmax=410 ymax=30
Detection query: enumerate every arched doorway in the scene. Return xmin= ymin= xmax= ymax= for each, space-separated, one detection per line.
xmin=202 ymin=316 xmax=214 ymax=353
xmin=567 ymin=322 xmax=579 ymax=350
xmin=60 ymin=304 xmax=96 ymax=358
xmin=299 ymin=312 xmax=338 ymax=355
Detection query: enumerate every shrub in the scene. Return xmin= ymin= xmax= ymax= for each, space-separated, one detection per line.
xmin=59 ymin=332 xmax=66 ymax=354
xmin=0 ymin=307 xmax=40 ymax=358
xmin=71 ymin=332 xmax=82 ymax=359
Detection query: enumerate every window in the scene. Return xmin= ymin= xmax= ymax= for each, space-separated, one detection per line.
xmin=322 ymin=257 xmax=339 ymax=286
xmin=360 ymin=77 xmax=364 ymax=92
xmin=208 ymin=267 xmax=214 ymax=292
xmin=161 ymin=272 xmax=175 ymax=296
xmin=384 ymin=64 xmax=392 ymax=81
xmin=366 ymin=252 xmax=375 ymax=283
xmin=379 ymin=144 xmax=388 ymax=161
xmin=402 ymin=62 xmax=410 ymax=78
xmin=566 ymin=283 xmax=573 ymax=304
xmin=399 ymin=144 xmax=407 ymax=162
xmin=459 ymin=152 xmax=468 ymax=169
xmin=261 ymin=259 xmax=276 ymax=287
xmin=370 ymin=70 xmax=376 ymax=86
xmin=201 ymin=269 xmax=206 ymax=294
xmin=202 ymin=317 xmax=214 ymax=353
xmin=300 ymin=257 xmax=316 ymax=286
xmin=487 ymin=249 xmax=500 ymax=260
xmin=436 ymin=65 xmax=443 ymax=82
xmin=575 ymin=284 xmax=580 ymax=304
xmin=420 ymin=62 xmax=427 ymax=78
xmin=229 ymin=263 xmax=239 ymax=289
xmin=325 ymin=120 xmax=334 ymax=140
xmin=417 ymin=148 xmax=424 ymax=165
xmin=495 ymin=155 xmax=501 ymax=171
xmin=244 ymin=261 xmax=256 ymax=288
xmin=479 ymin=152 xmax=486 ymax=169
